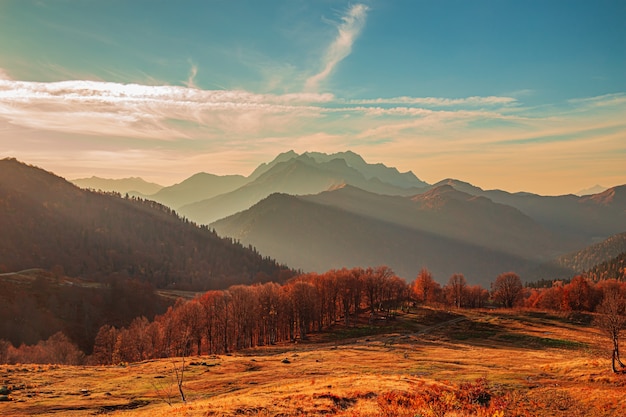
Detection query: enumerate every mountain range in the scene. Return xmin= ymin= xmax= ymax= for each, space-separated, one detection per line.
xmin=60 ymin=151 xmax=626 ymax=284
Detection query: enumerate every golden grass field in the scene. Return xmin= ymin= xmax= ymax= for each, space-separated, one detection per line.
xmin=2 ymin=308 xmax=625 ymax=416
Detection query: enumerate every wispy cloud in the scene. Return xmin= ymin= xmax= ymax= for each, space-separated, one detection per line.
xmin=184 ymin=62 xmax=198 ymax=89
xmin=345 ymin=96 xmax=518 ymax=107
xmin=305 ymin=4 xmax=369 ymax=92
xmin=567 ymin=93 xmax=626 ymax=108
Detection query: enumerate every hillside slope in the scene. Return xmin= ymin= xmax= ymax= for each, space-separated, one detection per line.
xmin=0 ymin=158 xmax=292 ymax=291
xmin=556 ymin=232 xmax=626 ymax=273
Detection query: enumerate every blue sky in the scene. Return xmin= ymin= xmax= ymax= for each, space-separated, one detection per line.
xmin=0 ymin=0 xmax=624 ymax=194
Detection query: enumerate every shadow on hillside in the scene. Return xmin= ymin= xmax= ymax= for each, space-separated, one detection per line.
xmin=430 ymin=314 xmax=589 ymax=351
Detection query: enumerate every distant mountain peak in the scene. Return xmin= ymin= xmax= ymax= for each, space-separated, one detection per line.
xmin=434 ymin=178 xmax=480 ymax=189
xmin=248 ymin=150 xmax=427 ymax=189
xmin=575 ymin=184 xmax=607 ymax=196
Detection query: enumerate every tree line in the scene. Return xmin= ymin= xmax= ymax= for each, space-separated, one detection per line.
xmin=2 ymin=266 xmax=625 ymax=367
xmin=90 ymin=266 xmax=407 ymax=364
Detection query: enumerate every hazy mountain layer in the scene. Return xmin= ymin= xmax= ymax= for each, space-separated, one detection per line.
xmin=211 ymin=191 xmax=558 ymax=286
xmin=72 ymin=176 xmax=164 ymax=195
xmin=429 ymin=179 xmax=626 ymax=244
xmin=147 ymin=172 xmax=248 ymax=209
xmin=305 ymin=184 xmax=570 ymax=260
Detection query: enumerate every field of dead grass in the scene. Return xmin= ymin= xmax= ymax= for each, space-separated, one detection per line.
xmin=1 ymin=308 xmax=625 ymax=416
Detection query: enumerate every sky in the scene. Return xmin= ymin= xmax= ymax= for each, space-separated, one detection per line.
xmin=0 ymin=0 xmax=624 ymax=195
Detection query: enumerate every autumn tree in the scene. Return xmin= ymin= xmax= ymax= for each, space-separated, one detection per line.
xmin=175 ymin=301 xmax=203 ymax=355
xmin=0 ymin=339 xmax=10 ymax=364
xmin=257 ymin=282 xmax=283 ymax=345
xmin=382 ymin=275 xmax=408 ymax=314
xmin=411 ymin=268 xmax=441 ymax=305
xmin=336 ymin=268 xmax=360 ymax=326
xmin=444 ymin=274 xmax=467 ymax=308
xmin=229 ymin=285 xmax=259 ymax=349
xmin=565 ymin=275 xmax=593 ymax=311
xmin=41 ymin=332 xmax=85 ymax=365
xmin=314 ymin=272 xmax=339 ymax=329
xmin=466 ymin=285 xmax=490 ymax=309
xmin=196 ymin=291 xmax=216 ymax=354
xmin=92 ymin=324 xmax=118 ymax=365
xmin=491 ymin=272 xmax=523 ymax=308
xmin=288 ymin=280 xmax=318 ymax=340
xmin=595 ymin=289 xmax=626 ymax=373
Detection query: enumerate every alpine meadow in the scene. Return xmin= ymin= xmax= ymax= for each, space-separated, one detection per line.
xmin=1 ymin=1 xmax=625 ymax=416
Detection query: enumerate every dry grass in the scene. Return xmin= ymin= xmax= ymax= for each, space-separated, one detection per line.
xmin=2 ymin=308 xmax=625 ymax=416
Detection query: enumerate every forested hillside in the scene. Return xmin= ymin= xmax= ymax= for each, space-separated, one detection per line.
xmin=0 ymin=269 xmax=168 ymax=353
xmin=0 ymin=158 xmax=293 ymax=290
xmin=556 ymin=232 xmax=626 ymax=273
xmin=585 ymin=252 xmax=626 ymax=281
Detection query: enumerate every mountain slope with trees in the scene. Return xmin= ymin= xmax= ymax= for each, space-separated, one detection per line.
xmin=0 ymin=158 xmax=293 ymax=291
xmin=585 ymin=252 xmax=626 ymax=282
xmin=556 ymin=232 xmax=626 ymax=274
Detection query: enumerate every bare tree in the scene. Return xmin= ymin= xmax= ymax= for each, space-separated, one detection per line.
xmin=595 ymin=289 xmax=626 ymax=373
xmin=492 ymin=272 xmax=523 ymax=308
xmin=173 ymin=353 xmax=187 ymax=403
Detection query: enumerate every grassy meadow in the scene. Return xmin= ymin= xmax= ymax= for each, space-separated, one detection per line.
xmin=1 ymin=308 xmax=624 ymax=416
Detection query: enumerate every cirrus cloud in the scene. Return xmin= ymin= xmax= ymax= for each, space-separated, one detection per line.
xmin=305 ymin=4 xmax=369 ymax=92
